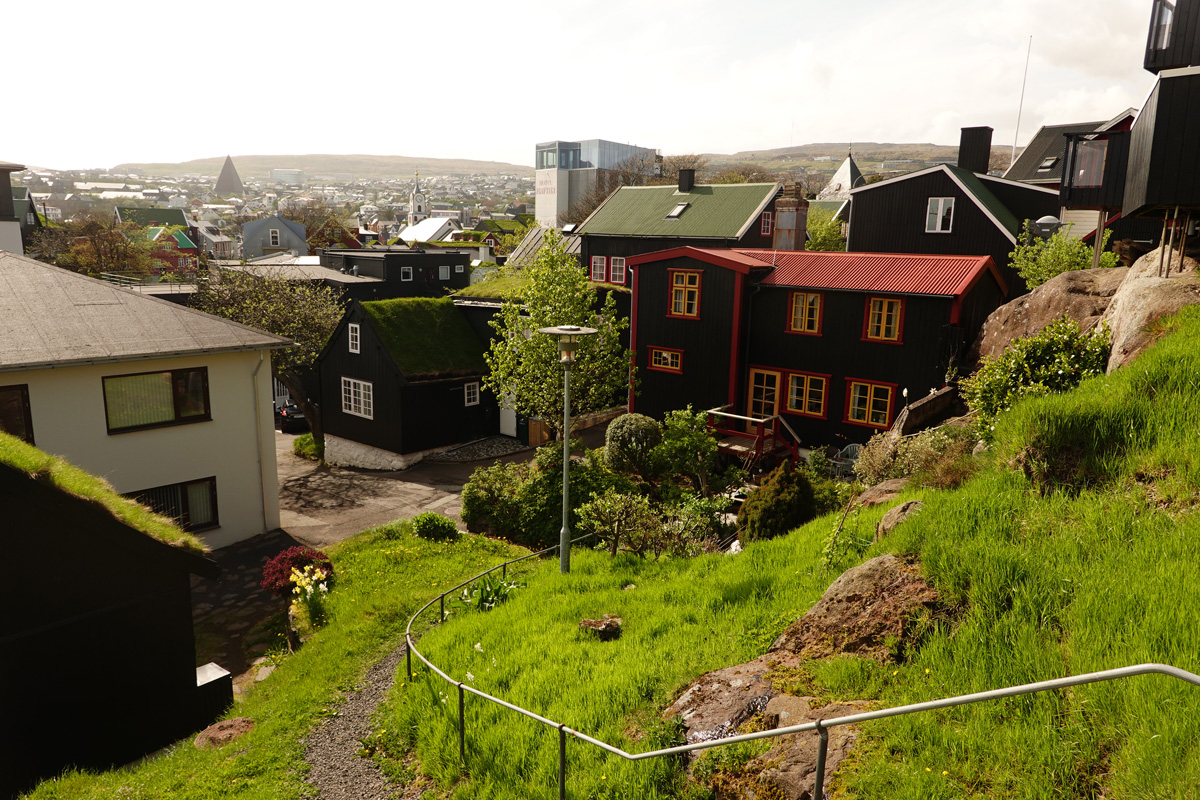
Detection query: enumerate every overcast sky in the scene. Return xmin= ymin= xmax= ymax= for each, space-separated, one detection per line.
xmin=7 ymin=0 xmax=1158 ymax=171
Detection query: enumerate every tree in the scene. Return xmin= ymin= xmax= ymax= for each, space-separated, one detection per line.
xmin=483 ymin=231 xmax=631 ymax=437
xmin=709 ymin=164 xmax=779 ymax=184
xmin=655 ymin=154 xmax=710 ymax=186
xmin=558 ymin=153 xmax=663 ymax=226
xmin=191 ymin=268 xmax=344 ymax=457
xmin=1009 ymin=221 xmax=1121 ymax=288
xmin=806 ymin=207 xmax=846 ymax=251
xmin=31 ymin=210 xmax=164 ymax=275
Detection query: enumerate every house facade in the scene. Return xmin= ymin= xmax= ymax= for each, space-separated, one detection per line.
xmin=0 ymin=251 xmax=288 ymax=549
xmin=243 ymin=214 xmax=307 ymax=258
xmin=0 ymin=159 xmax=25 ymax=254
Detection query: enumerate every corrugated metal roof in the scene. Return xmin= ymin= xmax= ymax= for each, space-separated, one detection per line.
xmin=578 ymin=182 xmax=780 ymax=238
xmin=506 ymin=226 xmax=581 ymax=267
xmin=1003 ymin=121 xmax=1104 ymax=184
xmin=681 ymin=248 xmax=997 ymax=297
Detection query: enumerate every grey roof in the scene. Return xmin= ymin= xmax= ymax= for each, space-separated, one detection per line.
xmin=816 ymin=155 xmax=864 ymax=200
xmin=220 ymin=261 xmax=382 ymax=284
xmin=0 ymin=251 xmax=291 ymax=372
xmin=506 ymin=226 xmax=582 ymax=267
xmin=244 ymin=215 xmax=306 ymax=241
xmin=0 ymin=160 xmax=24 ymax=171
xmin=1004 ymin=120 xmax=1106 ymax=184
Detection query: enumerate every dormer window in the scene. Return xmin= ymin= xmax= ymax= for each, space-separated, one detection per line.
xmin=1152 ymin=0 xmax=1175 ymax=50
xmin=665 ymin=202 xmax=689 ymax=220
xmin=1037 ymin=156 xmax=1058 ymax=172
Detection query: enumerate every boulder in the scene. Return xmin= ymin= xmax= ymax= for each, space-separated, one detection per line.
xmin=194 ymin=717 xmax=255 ymax=749
xmin=852 ymin=478 xmax=908 ymax=507
xmin=970 ymin=267 xmax=1128 ymax=368
xmin=579 ymin=614 xmax=622 ymax=640
xmin=1100 ymin=248 xmax=1200 ymax=372
xmin=769 ymin=554 xmax=938 ymax=661
xmin=663 ymin=654 xmax=778 ymax=746
xmin=875 ymin=500 xmax=924 ymax=542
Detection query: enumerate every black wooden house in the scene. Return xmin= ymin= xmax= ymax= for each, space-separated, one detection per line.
xmin=317 ymin=297 xmax=497 ymax=469
xmin=319 ymin=247 xmax=473 ymax=301
xmin=627 ymin=247 xmax=1005 ymax=449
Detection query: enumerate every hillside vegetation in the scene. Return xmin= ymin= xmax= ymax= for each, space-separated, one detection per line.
xmin=381 ymin=306 xmax=1200 ymax=799
xmin=112 ymin=153 xmax=533 ymax=179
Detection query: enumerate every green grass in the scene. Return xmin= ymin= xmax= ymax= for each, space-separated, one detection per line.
xmin=380 ymin=307 xmax=1200 ymax=799
xmin=453 ymin=275 xmax=530 ymax=299
xmin=22 ymin=522 xmax=531 ymax=800
xmin=292 ymin=433 xmax=319 ymax=461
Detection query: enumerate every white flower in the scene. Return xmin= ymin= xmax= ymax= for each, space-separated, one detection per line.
xmin=727 ymin=540 xmax=743 ymax=555
xmin=474 ymin=642 xmax=483 ymax=653
xmin=466 ymin=672 xmax=474 ymax=682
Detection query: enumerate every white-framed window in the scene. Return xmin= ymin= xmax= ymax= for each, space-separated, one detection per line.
xmin=609 ymin=257 xmax=626 ymax=285
xmin=103 ymin=367 xmax=210 ymax=434
xmin=761 ymin=211 xmax=774 ymax=236
xmin=464 ymin=382 xmax=480 ymax=406
xmin=341 ymin=377 xmax=374 ymax=419
xmin=401 ymin=266 xmax=413 ymax=281
xmin=129 ymin=477 xmax=218 ymax=531
xmin=455 ymin=264 xmax=464 ymax=272
xmin=439 ymin=265 xmax=450 ymax=280
xmin=590 ymin=255 xmax=607 ymax=282
xmin=925 ymin=198 xmax=954 ymax=233
xmin=348 ymin=323 xmax=360 ymax=354
xmin=269 ymin=228 xmax=280 ymax=246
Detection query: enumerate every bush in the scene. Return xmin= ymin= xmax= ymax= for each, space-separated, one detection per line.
xmin=960 ymin=316 xmax=1110 ymax=438
xmin=738 ymin=461 xmax=816 ymax=542
xmin=604 ymin=413 xmax=662 ymax=478
xmin=651 ymin=406 xmax=742 ymax=500
xmin=1009 ymin=221 xmax=1120 ymax=288
xmin=292 ymin=433 xmax=319 ymax=461
xmin=412 ymin=511 xmax=460 ymax=542
xmin=261 ymin=546 xmax=333 ymax=598
xmin=854 ymin=425 xmax=979 ymax=489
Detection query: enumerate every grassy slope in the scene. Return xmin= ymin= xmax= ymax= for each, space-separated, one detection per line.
xmin=382 ymin=306 xmax=1200 ymax=799
xmin=22 ymin=523 xmax=531 ymax=800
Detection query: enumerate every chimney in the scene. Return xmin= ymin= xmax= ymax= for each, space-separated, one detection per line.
xmin=771 ymin=181 xmax=809 ymax=251
xmin=678 ymin=168 xmax=695 ymax=193
xmin=957 ymin=126 xmax=993 ymax=174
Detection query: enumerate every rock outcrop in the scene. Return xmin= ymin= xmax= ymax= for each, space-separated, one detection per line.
xmin=746 ymin=695 xmax=872 ymax=800
xmin=1100 ymin=248 xmax=1200 ymax=371
xmin=663 ymin=655 xmax=777 ymax=746
xmin=195 ymin=717 xmax=255 ymax=749
xmin=875 ymin=500 xmax=925 ymax=541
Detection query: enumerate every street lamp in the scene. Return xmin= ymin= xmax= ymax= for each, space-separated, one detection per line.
xmin=538 ymin=324 xmax=598 ymax=574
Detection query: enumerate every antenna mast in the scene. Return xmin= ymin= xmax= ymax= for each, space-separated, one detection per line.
xmin=1012 ymin=35 xmax=1033 ymax=170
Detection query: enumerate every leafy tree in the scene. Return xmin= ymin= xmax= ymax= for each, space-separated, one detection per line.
xmin=709 ymin=164 xmax=779 ymax=184
xmin=191 ymin=267 xmax=344 ymax=457
xmin=483 ymin=231 xmax=631 ymax=437
xmin=649 ymin=406 xmax=741 ymax=500
xmin=31 ymin=210 xmax=163 ymax=275
xmin=806 ymin=207 xmax=846 ymax=251
xmin=1009 ymin=221 xmax=1120 ymax=288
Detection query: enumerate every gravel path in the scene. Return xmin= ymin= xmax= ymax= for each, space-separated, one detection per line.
xmin=303 ymin=644 xmax=406 ymax=800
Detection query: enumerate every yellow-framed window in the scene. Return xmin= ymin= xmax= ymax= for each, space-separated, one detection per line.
xmin=649 ymin=348 xmax=682 ymax=372
xmin=866 ymin=297 xmax=902 ymax=341
xmin=669 ymin=271 xmax=701 ymax=317
xmin=786 ymin=373 xmax=826 ymax=416
xmin=788 ymin=292 xmax=822 ymax=334
xmin=848 ymin=381 xmax=892 ymax=427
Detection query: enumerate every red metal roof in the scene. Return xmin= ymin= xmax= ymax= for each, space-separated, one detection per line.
xmin=672 ymin=248 xmax=1002 ymax=297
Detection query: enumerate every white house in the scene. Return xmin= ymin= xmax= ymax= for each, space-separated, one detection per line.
xmin=0 ymin=251 xmax=291 ymax=548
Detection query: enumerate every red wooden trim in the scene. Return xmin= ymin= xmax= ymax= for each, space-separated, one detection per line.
xmin=843 ymin=377 xmax=899 ymax=430
xmin=647 ymin=346 xmax=684 ymax=374
xmin=861 ymin=296 xmax=905 ymax=345
xmin=785 ymin=290 xmax=824 ymax=336
xmin=629 ymin=264 xmax=639 ymax=412
xmin=729 ymin=272 xmax=744 ymax=407
xmin=626 ymin=246 xmax=760 ymax=274
xmin=666 ymin=268 xmax=703 ymax=320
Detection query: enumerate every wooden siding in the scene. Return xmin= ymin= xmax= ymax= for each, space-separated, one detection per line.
xmin=1123 ymin=72 xmax=1200 ymax=214
xmin=1059 ymin=131 xmax=1131 ymax=210
xmin=1145 ymin=0 xmax=1200 ymax=72
xmin=978 ymin=178 xmax=1061 ymax=224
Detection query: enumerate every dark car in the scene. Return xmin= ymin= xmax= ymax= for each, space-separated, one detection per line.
xmin=275 ymin=403 xmax=309 ymax=433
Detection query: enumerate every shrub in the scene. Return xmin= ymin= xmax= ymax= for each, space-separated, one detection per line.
xmin=738 ymin=461 xmax=816 ymax=542
xmin=854 ymin=425 xmax=980 ymax=489
xmin=576 ymin=487 xmax=659 ymax=557
xmin=651 ymin=406 xmax=742 ymax=500
xmin=292 ymin=433 xmax=319 ymax=461
xmin=1009 ymin=221 xmax=1120 ymax=288
xmin=604 ymin=413 xmax=662 ymax=478
xmin=412 ymin=511 xmax=460 ymax=542
xmin=960 ymin=316 xmax=1110 ymax=438
xmin=261 ymin=546 xmax=333 ymax=598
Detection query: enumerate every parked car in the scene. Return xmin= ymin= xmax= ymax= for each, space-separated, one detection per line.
xmin=275 ymin=403 xmax=309 ymax=433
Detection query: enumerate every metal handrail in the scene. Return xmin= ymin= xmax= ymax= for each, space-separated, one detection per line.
xmin=405 ymin=548 xmax=1200 ymax=799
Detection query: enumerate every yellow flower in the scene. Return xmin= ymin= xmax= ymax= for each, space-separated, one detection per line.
xmin=924 ymin=668 xmax=930 ymax=674
xmin=942 ymin=770 xmax=949 ymax=776
xmin=925 ymin=767 xmax=932 ymax=772
xmin=601 ymin=775 xmax=606 ymax=780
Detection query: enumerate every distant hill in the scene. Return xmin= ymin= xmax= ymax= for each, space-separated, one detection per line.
xmin=112 ymin=154 xmax=534 ymax=179
xmin=705 ymin=142 xmax=963 ymax=167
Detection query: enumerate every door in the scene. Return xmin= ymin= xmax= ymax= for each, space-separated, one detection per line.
xmin=746 ymin=369 xmax=780 ymax=433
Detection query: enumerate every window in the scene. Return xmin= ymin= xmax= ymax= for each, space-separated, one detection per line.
xmin=925 ymin=197 xmax=954 ymax=233
xmin=786 ymin=373 xmax=827 ymax=417
xmin=130 ymin=477 xmax=218 ymax=531
xmin=439 ymin=265 xmax=451 ymax=280
xmin=1152 ymin=0 xmax=1175 ymax=50
xmin=103 ymin=368 xmax=210 ymax=433
xmin=26 ymin=212 xmax=35 ymax=225
xmin=787 ymin=291 xmax=822 ymax=334
xmin=665 ymin=202 xmax=689 ymax=219
xmin=761 ymin=211 xmax=773 ymax=236
xmin=609 ymin=257 xmax=626 ymax=285
xmin=464 ymin=382 xmax=480 ymax=406
xmin=348 ymin=323 xmax=360 ymax=354
xmin=648 ymin=347 xmax=683 ymax=373
xmin=591 ymin=256 xmax=607 ymax=282
xmin=341 ymin=377 xmax=374 ymax=419
xmin=0 ymin=384 xmax=34 ymax=444
xmin=1037 ymin=156 xmax=1059 ymax=172
xmin=401 ymin=266 xmax=413 ymax=281
xmin=669 ymin=271 xmax=701 ymax=318
xmin=864 ymin=297 xmax=903 ymax=342
xmin=455 ymin=264 xmax=464 ymax=273
xmin=269 ymin=228 xmax=280 ymax=246
xmin=847 ymin=381 xmax=893 ymax=428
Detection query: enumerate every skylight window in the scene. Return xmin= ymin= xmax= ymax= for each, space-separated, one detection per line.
xmin=665 ymin=202 xmax=689 ymax=220
xmin=1037 ymin=156 xmax=1059 ymax=172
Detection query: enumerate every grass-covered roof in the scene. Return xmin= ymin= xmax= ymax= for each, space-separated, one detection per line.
xmin=361 ymin=297 xmax=486 ymax=379
xmin=453 ymin=275 xmax=530 ymax=300
xmin=0 ymin=431 xmax=206 ymax=554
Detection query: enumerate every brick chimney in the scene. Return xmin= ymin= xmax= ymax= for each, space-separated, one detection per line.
xmin=771 ymin=182 xmax=809 ymax=251
xmin=678 ymin=168 xmax=695 ymax=193
xmin=957 ymin=126 xmax=993 ymax=174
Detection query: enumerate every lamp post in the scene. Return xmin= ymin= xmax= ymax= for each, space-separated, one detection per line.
xmin=538 ymin=324 xmax=597 ymax=574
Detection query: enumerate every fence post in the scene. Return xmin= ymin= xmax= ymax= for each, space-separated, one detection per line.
xmin=503 ymin=562 xmax=507 ymax=581
xmin=558 ymin=725 xmax=567 ymax=800
xmin=458 ymin=683 xmax=466 ymax=765
xmin=406 ymin=639 xmax=412 ymax=682
xmin=440 ymin=594 xmax=445 ymax=622
xmin=813 ymin=718 xmax=828 ymax=800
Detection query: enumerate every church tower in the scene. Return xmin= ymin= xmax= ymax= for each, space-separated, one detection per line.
xmin=214 ymin=155 xmax=244 ymax=197
xmin=408 ymin=172 xmax=428 ymax=228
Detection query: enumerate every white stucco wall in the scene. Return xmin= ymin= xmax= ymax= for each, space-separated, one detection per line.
xmin=5 ymin=349 xmax=280 ymax=549
xmin=0 ymin=220 xmax=22 ymax=255
xmin=324 ymin=434 xmax=438 ymax=471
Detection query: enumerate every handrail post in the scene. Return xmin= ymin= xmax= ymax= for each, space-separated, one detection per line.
xmin=458 ymin=683 xmax=466 ymax=765
xmin=502 ymin=562 xmax=507 ymax=581
xmin=813 ymin=718 xmax=828 ymax=800
xmin=558 ymin=725 xmax=567 ymax=800
xmin=440 ymin=594 xmax=445 ymax=622
xmin=406 ymin=638 xmax=412 ymax=682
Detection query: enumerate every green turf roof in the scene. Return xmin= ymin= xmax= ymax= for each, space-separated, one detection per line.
xmin=452 ymin=275 xmax=530 ymax=300
xmin=946 ymin=165 xmax=1021 ymax=238
xmin=477 ymin=219 xmax=524 ymax=233
xmin=360 ymin=297 xmax=487 ymax=379
xmin=0 ymin=431 xmax=206 ymax=554
xmin=578 ymin=183 xmax=779 ymax=238
xmin=117 ymin=206 xmax=189 ymax=228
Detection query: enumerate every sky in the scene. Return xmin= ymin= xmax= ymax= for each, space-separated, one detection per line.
xmin=7 ymin=0 xmax=1160 ymax=171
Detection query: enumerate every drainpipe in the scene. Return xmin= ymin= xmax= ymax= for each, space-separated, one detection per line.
xmin=251 ymin=351 xmax=270 ymax=533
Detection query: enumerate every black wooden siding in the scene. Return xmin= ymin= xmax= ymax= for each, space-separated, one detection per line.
xmin=1123 ymin=72 xmax=1200 ymax=215
xmin=978 ymin=177 xmax=1061 ymax=224
xmin=1059 ymin=131 xmax=1131 ymax=210
xmin=1144 ymin=0 xmax=1200 ymax=72
xmin=632 ymin=258 xmax=742 ymax=420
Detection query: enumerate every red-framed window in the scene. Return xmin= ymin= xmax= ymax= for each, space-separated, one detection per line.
xmin=786 ymin=372 xmax=828 ymax=418
xmin=863 ymin=296 xmax=904 ymax=343
xmin=668 ymin=270 xmax=702 ymax=318
xmin=761 ymin=211 xmax=773 ymax=236
xmin=787 ymin=291 xmax=823 ymax=335
xmin=609 ymin=257 xmax=626 ymax=285
xmin=590 ymin=256 xmax=607 ymax=282
xmin=648 ymin=346 xmax=683 ymax=373
xmin=845 ymin=379 xmax=896 ymax=429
